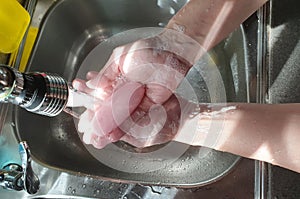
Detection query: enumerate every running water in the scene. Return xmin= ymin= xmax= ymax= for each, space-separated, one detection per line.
xmin=64 ymin=85 xmax=103 ymax=119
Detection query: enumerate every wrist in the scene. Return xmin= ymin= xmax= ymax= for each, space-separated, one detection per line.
xmin=156 ymin=29 xmax=206 ymax=65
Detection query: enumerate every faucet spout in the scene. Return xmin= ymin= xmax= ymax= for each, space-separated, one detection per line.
xmin=0 ymin=64 xmax=69 ymax=117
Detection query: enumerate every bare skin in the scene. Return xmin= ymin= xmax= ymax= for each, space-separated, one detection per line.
xmin=174 ymin=103 xmax=300 ymax=173
xmin=70 ymin=0 xmax=300 ymax=173
xmin=167 ymin=0 xmax=269 ymax=50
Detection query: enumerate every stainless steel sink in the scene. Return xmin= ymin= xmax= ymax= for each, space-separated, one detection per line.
xmin=12 ymin=0 xmax=253 ymax=192
xmin=0 ymin=106 xmax=21 ymax=168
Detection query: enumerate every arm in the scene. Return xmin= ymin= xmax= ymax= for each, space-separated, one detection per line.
xmin=167 ymin=0 xmax=268 ymax=50
xmin=168 ymin=0 xmax=300 ymax=173
xmin=174 ymin=103 xmax=300 ymax=173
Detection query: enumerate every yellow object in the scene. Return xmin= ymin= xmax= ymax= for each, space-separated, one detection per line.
xmin=9 ymin=26 xmax=39 ymax=72
xmin=0 ymin=0 xmax=30 ymax=53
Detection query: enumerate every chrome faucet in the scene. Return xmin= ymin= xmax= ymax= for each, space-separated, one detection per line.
xmin=0 ymin=65 xmax=73 ymax=193
xmin=0 ymin=141 xmax=39 ymax=194
xmin=0 ymin=64 xmax=69 ymax=117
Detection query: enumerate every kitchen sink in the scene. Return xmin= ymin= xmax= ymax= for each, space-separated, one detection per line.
xmin=8 ymin=0 xmax=259 ymax=197
xmin=1 ymin=0 xmax=299 ymax=198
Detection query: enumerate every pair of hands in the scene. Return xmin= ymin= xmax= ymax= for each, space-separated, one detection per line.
xmin=71 ymin=34 xmax=196 ymax=149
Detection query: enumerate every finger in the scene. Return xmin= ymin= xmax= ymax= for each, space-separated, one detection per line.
xmin=86 ymin=75 xmax=111 ymax=89
xmin=120 ymin=95 xmax=181 ymax=148
xmin=125 ymin=104 xmax=167 ymax=140
xmin=87 ymin=58 xmax=121 ymax=89
xmin=85 ymin=63 xmax=122 ymax=100
xmin=82 ymin=132 xmax=93 ymax=144
xmin=136 ymin=96 xmax=154 ymax=112
xmin=86 ymin=71 xmax=99 ymax=80
xmin=90 ymin=128 xmax=124 ymax=149
xmin=78 ymin=109 xmax=94 ymax=133
xmin=91 ymin=135 xmax=111 ymax=149
xmin=67 ymin=79 xmax=101 ymax=108
xmin=146 ymin=83 xmax=173 ymax=104
xmin=93 ymin=82 xmax=145 ymax=137
xmin=84 ymin=127 xmax=124 ymax=149
xmin=107 ymin=128 xmax=125 ymax=142
xmin=72 ymin=78 xmax=94 ymax=94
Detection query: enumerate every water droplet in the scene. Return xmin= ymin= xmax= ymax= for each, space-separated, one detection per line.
xmin=68 ymin=186 xmax=72 ymax=191
xmin=172 ymin=23 xmax=186 ymax=33
xmin=93 ymin=189 xmax=100 ymax=196
xmin=11 ymin=122 xmax=15 ymax=127
xmin=202 ymin=87 xmax=208 ymax=92
xmin=82 ymin=184 xmax=86 ymax=189
xmin=121 ymin=184 xmax=128 ymax=189
xmin=169 ymin=7 xmax=175 ymax=15
xmin=158 ymin=22 xmax=165 ymax=27
xmin=71 ymin=189 xmax=76 ymax=194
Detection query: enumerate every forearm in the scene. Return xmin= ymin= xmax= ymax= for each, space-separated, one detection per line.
xmin=167 ymin=0 xmax=268 ymax=50
xmin=175 ymin=103 xmax=300 ymax=172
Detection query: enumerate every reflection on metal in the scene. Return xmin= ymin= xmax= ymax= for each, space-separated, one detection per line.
xmin=0 ymin=0 xmax=260 ymax=198
xmin=14 ymin=0 xmax=245 ymax=188
xmin=255 ymin=2 xmax=271 ymax=199
xmin=0 ymin=142 xmax=39 ymax=194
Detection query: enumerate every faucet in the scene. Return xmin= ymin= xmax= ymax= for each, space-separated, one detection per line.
xmin=0 ymin=64 xmax=70 ymax=193
xmin=0 ymin=64 xmax=69 ymax=117
xmin=0 ymin=141 xmax=40 ymax=194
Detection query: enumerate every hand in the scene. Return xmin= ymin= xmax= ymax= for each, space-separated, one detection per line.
xmin=71 ymin=35 xmax=192 ymax=149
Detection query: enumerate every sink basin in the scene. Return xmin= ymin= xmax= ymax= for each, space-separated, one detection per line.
xmin=13 ymin=0 xmax=252 ymax=187
xmin=0 ymin=105 xmax=21 ymax=168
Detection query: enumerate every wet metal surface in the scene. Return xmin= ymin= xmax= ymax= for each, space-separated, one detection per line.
xmin=267 ymin=0 xmax=300 ymax=198
xmin=13 ymin=0 xmax=248 ymax=186
xmin=0 ymin=0 xmax=261 ymax=198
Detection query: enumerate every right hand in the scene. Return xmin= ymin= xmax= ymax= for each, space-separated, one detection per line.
xmin=71 ymin=34 xmax=194 ymax=149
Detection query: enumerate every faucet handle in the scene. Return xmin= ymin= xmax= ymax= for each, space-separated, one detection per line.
xmin=19 ymin=141 xmax=40 ymax=194
xmin=0 ymin=164 xmax=23 ymax=191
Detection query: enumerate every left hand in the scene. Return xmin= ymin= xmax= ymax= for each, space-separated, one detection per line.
xmin=70 ymin=36 xmax=192 ymax=149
